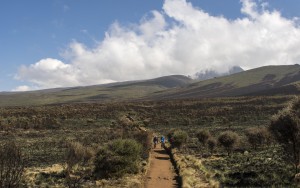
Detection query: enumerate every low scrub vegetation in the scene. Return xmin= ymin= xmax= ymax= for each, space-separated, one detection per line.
xmin=170 ymin=149 xmax=219 ymax=188
xmin=245 ymin=127 xmax=270 ymax=150
xmin=203 ymin=147 xmax=294 ymax=187
xmin=207 ymin=137 xmax=217 ymax=154
xmin=196 ymin=129 xmax=211 ymax=146
xmin=0 ymin=141 xmax=26 ymax=188
xmin=94 ymin=139 xmax=142 ymax=178
xmin=217 ymin=131 xmax=239 ymax=156
xmin=0 ymin=95 xmax=298 ymax=187
xmin=168 ymin=129 xmax=188 ymax=149
xmin=269 ymin=96 xmax=300 ymax=174
xmin=65 ymin=141 xmax=95 ymax=188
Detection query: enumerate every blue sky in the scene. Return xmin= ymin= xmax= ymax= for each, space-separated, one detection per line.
xmin=1 ymin=0 xmax=300 ymax=91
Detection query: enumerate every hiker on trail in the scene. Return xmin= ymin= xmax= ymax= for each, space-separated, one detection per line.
xmin=160 ymin=135 xmax=165 ymax=148
xmin=169 ymin=137 xmax=174 ymax=148
xmin=153 ymin=136 xmax=158 ymax=148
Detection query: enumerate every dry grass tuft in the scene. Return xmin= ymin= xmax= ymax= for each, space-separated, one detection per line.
xmin=171 ymin=149 xmax=220 ymax=188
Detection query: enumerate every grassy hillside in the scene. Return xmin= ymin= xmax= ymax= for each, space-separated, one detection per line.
xmin=195 ymin=64 xmax=300 ymax=87
xmin=0 ymin=75 xmax=193 ymax=106
xmin=1 ymin=65 xmax=300 ymax=106
xmin=153 ymin=65 xmax=300 ymax=99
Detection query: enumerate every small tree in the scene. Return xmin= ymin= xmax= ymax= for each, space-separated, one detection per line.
xmin=218 ymin=131 xmax=239 ymax=156
xmin=0 ymin=141 xmax=25 ymax=188
xmin=269 ymin=97 xmax=300 ymax=174
xmin=196 ymin=129 xmax=211 ymax=146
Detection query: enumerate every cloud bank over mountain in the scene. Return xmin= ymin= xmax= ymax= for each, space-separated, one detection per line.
xmin=15 ymin=0 xmax=300 ymax=90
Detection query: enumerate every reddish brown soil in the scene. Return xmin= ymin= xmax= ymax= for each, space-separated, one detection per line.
xmin=144 ymin=147 xmax=179 ymax=188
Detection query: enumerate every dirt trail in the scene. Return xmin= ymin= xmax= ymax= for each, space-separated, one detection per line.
xmin=144 ymin=147 xmax=179 ymax=188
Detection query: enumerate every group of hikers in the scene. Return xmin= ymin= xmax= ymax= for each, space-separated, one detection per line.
xmin=152 ymin=135 xmax=166 ymax=149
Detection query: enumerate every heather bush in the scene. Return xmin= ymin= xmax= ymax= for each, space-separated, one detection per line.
xmin=207 ymin=137 xmax=217 ymax=154
xmin=94 ymin=139 xmax=142 ymax=178
xmin=269 ymin=97 xmax=300 ymax=173
xmin=245 ymin=127 xmax=269 ymax=150
xmin=171 ymin=130 xmax=188 ymax=149
xmin=0 ymin=141 xmax=25 ymax=188
xmin=196 ymin=129 xmax=211 ymax=146
xmin=131 ymin=130 xmax=152 ymax=159
xmin=218 ymin=131 xmax=239 ymax=156
xmin=65 ymin=141 xmax=95 ymax=188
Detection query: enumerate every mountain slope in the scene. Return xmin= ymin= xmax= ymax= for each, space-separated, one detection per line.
xmin=1 ymin=65 xmax=300 ymax=106
xmin=152 ymin=65 xmax=300 ymax=99
xmin=0 ymin=75 xmax=193 ymax=106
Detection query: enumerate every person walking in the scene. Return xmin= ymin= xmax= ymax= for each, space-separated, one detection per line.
xmin=160 ymin=135 xmax=165 ymax=148
xmin=153 ymin=135 xmax=158 ymax=148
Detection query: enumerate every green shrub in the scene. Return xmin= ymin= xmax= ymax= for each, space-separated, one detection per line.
xmin=207 ymin=137 xmax=217 ymax=154
xmin=218 ymin=131 xmax=239 ymax=156
xmin=131 ymin=130 xmax=152 ymax=159
xmin=121 ymin=126 xmax=152 ymax=160
xmin=172 ymin=130 xmax=188 ymax=149
xmin=196 ymin=129 xmax=211 ymax=146
xmin=167 ymin=128 xmax=178 ymax=140
xmin=94 ymin=139 xmax=142 ymax=178
xmin=65 ymin=141 xmax=95 ymax=168
xmin=269 ymin=97 xmax=300 ymax=174
xmin=245 ymin=127 xmax=269 ymax=150
xmin=65 ymin=141 xmax=95 ymax=188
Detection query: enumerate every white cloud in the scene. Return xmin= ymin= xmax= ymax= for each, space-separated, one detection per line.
xmin=16 ymin=58 xmax=80 ymax=88
xmin=13 ymin=85 xmax=32 ymax=92
xmin=241 ymin=0 xmax=259 ymax=19
xmin=16 ymin=0 xmax=300 ymax=90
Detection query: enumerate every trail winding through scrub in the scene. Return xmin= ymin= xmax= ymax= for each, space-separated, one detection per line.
xmin=144 ymin=147 xmax=179 ymax=188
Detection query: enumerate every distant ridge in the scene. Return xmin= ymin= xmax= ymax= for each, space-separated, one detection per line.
xmin=0 ymin=75 xmax=193 ymax=106
xmin=152 ymin=65 xmax=300 ymax=99
xmin=1 ymin=65 xmax=300 ymax=106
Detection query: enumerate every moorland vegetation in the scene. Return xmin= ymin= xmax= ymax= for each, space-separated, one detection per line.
xmin=0 ymin=95 xmax=299 ymax=187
